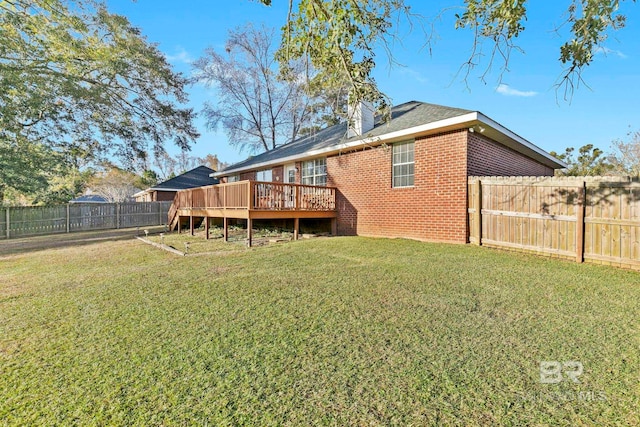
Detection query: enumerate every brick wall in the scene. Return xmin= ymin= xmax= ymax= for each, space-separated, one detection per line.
xmin=240 ymin=171 xmax=256 ymax=181
xmin=155 ymin=191 xmax=177 ymax=202
xmin=218 ymin=129 xmax=555 ymax=244
xmin=467 ymin=133 xmax=554 ymax=176
xmin=327 ymin=129 xmax=470 ymax=243
xmin=272 ymin=166 xmax=284 ymax=183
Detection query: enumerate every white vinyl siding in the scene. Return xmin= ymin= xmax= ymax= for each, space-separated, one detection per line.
xmin=392 ymin=141 xmax=414 ymax=188
xmin=301 ymin=158 xmax=327 ymax=186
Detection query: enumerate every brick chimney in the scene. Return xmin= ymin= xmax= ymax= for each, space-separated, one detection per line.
xmin=347 ymin=101 xmax=375 ymax=138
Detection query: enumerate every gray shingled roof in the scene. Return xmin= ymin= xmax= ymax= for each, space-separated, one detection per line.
xmin=152 ymin=166 xmax=219 ymax=190
xmin=222 ymin=101 xmax=472 ymax=172
xmin=69 ymin=194 xmax=109 ymax=203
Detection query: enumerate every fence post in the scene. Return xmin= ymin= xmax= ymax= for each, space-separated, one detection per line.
xmin=576 ymin=181 xmax=586 ymax=263
xmin=116 ymin=203 xmax=120 ymax=229
xmin=66 ymin=204 xmax=70 ymax=233
xmin=474 ymin=180 xmax=482 ymax=245
xmin=6 ymin=207 xmax=9 ymax=239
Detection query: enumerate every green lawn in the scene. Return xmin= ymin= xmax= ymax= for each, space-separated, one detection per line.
xmin=1 ymin=237 xmax=639 ymax=426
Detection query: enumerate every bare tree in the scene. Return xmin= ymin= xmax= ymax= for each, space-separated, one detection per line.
xmin=176 ymin=149 xmax=200 ymax=174
xmin=196 ymin=154 xmax=229 ymax=171
xmin=610 ymin=130 xmax=640 ymax=177
xmin=192 ymin=24 xmax=315 ymax=153
xmin=154 ymin=151 xmax=178 ymax=181
xmin=91 ymin=167 xmax=142 ymax=203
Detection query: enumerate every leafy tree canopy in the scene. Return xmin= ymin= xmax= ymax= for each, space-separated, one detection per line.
xmin=550 ymin=144 xmax=614 ymax=176
xmin=0 ymin=0 xmax=199 ymax=202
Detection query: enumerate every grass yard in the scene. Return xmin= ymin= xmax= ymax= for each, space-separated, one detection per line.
xmin=1 ymin=237 xmax=639 ymax=426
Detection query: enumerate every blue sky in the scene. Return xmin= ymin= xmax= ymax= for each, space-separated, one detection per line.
xmin=108 ymin=0 xmax=640 ymax=165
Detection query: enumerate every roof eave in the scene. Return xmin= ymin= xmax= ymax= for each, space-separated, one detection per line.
xmin=213 ymin=111 xmax=565 ymax=176
xmin=475 ymin=113 xmax=567 ymax=169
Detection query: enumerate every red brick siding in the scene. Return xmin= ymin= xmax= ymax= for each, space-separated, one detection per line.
xmin=272 ymin=166 xmax=284 ymax=182
xmin=154 ymin=190 xmax=177 ymax=202
xmin=326 ymin=130 xmax=470 ymax=243
xmin=467 ymin=133 xmax=554 ymax=176
xmin=240 ymin=171 xmax=256 ymax=181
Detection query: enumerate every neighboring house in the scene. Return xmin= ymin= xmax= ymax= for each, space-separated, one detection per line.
xmin=134 ymin=166 xmax=219 ymax=202
xmin=69 ymin=194 xmax=109 ymax=203
xmin=172 ymin=100 xmax=565 ymax=244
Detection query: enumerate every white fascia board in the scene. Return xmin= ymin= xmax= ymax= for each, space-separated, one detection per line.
xmin=132 ymin=189 xmax=149 ymax=197
xmin=212 ymin=113 xmax=480 ymax=177
xmin=148 ymin=187 xmax=187 ymax=192
xmin=213 ymin=111 xmax=565 ymax=176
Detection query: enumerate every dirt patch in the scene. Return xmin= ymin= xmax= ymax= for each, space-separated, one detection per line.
xmin=0 ymin=226 xmax=167 ymax=257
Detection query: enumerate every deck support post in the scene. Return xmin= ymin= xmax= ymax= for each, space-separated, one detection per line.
xmin=293 ymin=217 xmax=299 ymax=240
xmin=205 ymin=217 xmax=210 ymax=240
xmin=247 ymin=218 xmax=253 ymax=247
xmin=223 ymin=217 xmax=228 ymax=242
xmin=189 ymin=215 xmax=194 ymax=236
xmin=177 ymin=216 xmax=181 ymax=234
xmin=331 ymin=218 xmax=337 ymax=236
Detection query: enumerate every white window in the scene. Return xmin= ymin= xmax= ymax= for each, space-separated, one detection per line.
xmin=301 ymin=158 xmax=326 ymax=186
xmin=392 ymin=141 xmax=414 ymax=188
xmin=256 ymin=169 xmax=273 ymax=182
xmin=227 ymin=174 xmax=240 ymax=183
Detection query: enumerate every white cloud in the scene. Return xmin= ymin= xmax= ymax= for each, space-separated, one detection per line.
xmin=496 ymin=84 xmax=538 ymax=97
xmin=399 ymin=67 xmax=428 ymax=85
xmin=594 ymin=46 xmax=628 ymax=59
xmin=165 ymin=47 xmax=193 ymax=64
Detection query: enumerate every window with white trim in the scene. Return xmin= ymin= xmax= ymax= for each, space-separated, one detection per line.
xmin=392 ymin=141 xmax=414 ymax=188
xmin=256 ymin=169 xmax=273 ymax=182
xmin=301 ymin=158 xmax=327 ymax=186
xmin=227 ymin=174 xmax=240 ymax=183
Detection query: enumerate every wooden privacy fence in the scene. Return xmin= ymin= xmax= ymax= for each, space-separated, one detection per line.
xmin=0 ymin=201 xmax=172 ymax=240
xmin=468 ymin=176 xmax=640 ymax=270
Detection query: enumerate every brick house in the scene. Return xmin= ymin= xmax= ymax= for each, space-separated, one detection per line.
xmin=170 ymin=101 xmax=564 ymax=244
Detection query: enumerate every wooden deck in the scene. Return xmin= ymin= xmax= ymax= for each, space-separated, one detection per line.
xmin=168 ymin=181 xmax=338 ymax=245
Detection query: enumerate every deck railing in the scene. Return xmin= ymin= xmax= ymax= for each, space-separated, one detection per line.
xmin=169 ymin=181 xmax=336 ymax=224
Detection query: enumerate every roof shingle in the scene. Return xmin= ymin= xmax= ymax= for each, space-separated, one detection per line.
xmin=221 ymin=101 xmax=472 ymax=172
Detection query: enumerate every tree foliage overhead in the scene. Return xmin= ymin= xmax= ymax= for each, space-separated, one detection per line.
xmin=0 ymin=0 xmax=199 ymax=201
xmin=257 ymin=0 xmax=634 ymax=108
xmin=454 ymin=0 xmax=632 ymax=96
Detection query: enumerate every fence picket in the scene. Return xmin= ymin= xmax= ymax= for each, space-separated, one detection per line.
xmin=469 ymin=176 xmax=640 ymax=270
xmin=0 ymin=201 xmax=171 ymax=239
